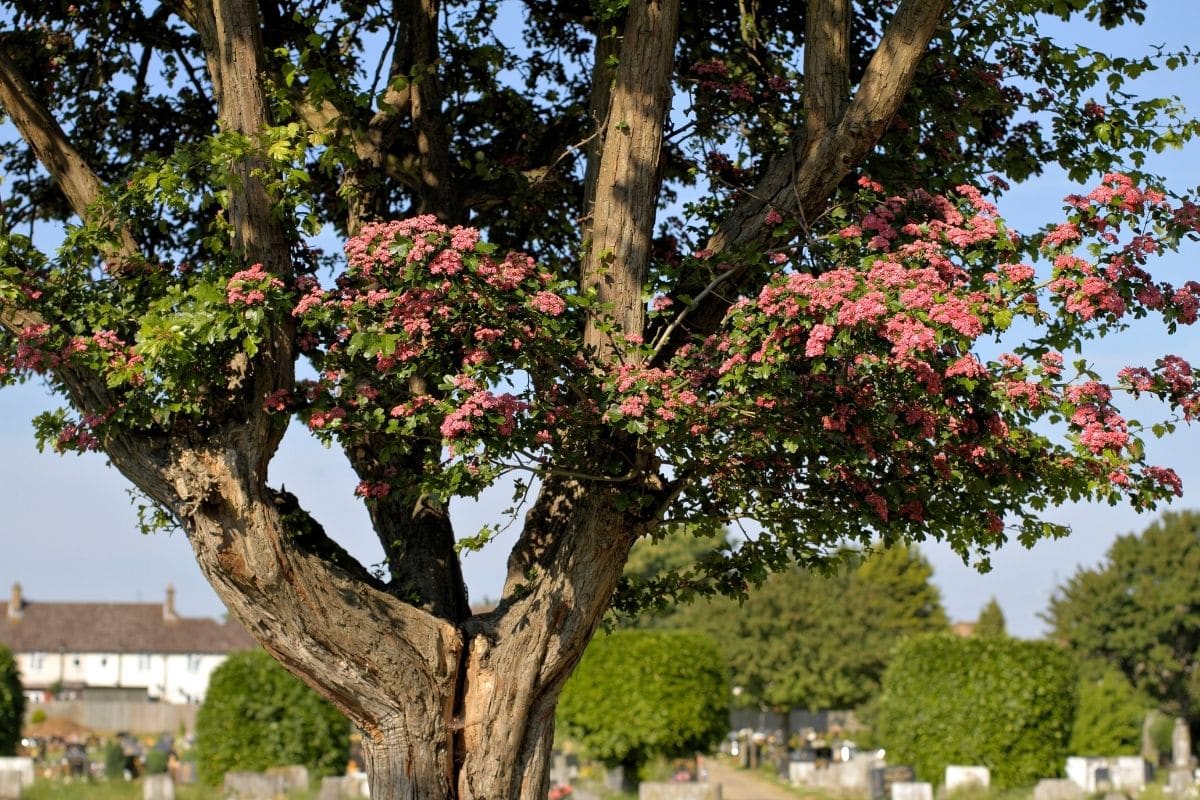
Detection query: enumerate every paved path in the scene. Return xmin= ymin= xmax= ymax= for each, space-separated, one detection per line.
xmin=700 ymin=758 xmax=798 ymax=800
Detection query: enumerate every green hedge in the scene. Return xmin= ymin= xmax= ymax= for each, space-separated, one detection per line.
xmin=195 ymin=650 xmax=350 ymax=784
xmin=557 ymin=629 xmax=729 ymax=772
xmin=875 ymin=634 xmax=1076 ymax=788
xmin=0 ymin=645 xmax=24 ymax=756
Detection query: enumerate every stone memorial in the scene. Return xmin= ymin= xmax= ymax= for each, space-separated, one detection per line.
xmin=638 ymin=783 xmax=722 ymax=800
xmin=1034 ymin=779 xmax=1085 ymax=800
xmin=892 ymin=781 xmax=934 ymax=800
xmin=223 ymin=770 xmax=286 ymax=799
xmin=789 ymin=761 xmax=817 ymax=785
xmin=0 ymin=759 xmax=33 ymax=790
xmin=1111 ymin=756 xmax=1152 ymax=793
xmin=869 ymin=765 xmax=916 ymax=800
xmin=317 ymin=775 xmax=372 ymax=800
xmin=0 ymin=770 xmax=20 ymax=800
xmin=1169 ymin=717 xmax=1197 ymax=796
xmin=266 ymin=765 xmax=310 ymax=793
xmin=945 ymin=766 xmax=990 ymax=792
xmin=143 ymin=774 xmax=175 ymax=800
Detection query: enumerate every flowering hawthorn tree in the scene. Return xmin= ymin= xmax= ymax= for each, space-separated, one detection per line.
xmin=1 ymin=0 xmax=1199 ymax=797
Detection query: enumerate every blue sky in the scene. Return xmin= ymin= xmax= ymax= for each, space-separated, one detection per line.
xmin=2 ymin=3 xmax=1199 ymax=638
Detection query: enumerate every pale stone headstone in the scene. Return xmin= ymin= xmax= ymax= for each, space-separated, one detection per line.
xmin=789 ymin=761 xmax=817 ymax=785
xmin=1176 ymin=718 xmax=1193 ymax=769
xmin=1111 ymin=757 xmax=1152 ymax=792
xmin=223 ymin=770 xmax=286 ymax=799
xmin=892 ymin=781 xmax=934 ymax=800
xmin=0 ymin=770 xmax=21 ymax=800
xmin=0 ymin=759 xmax=33 ymax=789
xmin=638 ymin=783 xmax=722 ymax=800
xmin=266 ymin=764 xmax=310 ymax=792
xmin=870 ymin=765 xmax=916 ymax=800
xmin=1168 ymin=767 xmax=1196 ymax=797
xmin=837 ymin=753 xmax=880 ymax=791
xmin=1034 ymin=779 xmax=1085 ymax=800
xmin=143 ymin=774 xmax=175 ymax=800
xmin=945 ymin=766 xmax=990 ymax=792
xmin=1067 ymin=756 xmax=1110 ymax=793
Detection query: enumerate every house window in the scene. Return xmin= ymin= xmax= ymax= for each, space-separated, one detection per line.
xmin=138 ymin=654 xmax=152 ymax=671
xmin=30 ymin=653 xmax=45 ymax=670
xmin=186 ymin=655 xmax=202 ymax=674
xmin=71 ymin=656 xmax=81 ymax=667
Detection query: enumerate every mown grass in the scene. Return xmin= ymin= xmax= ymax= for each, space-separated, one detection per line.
xmin=21 ymin=779 xmax=316 ymax=800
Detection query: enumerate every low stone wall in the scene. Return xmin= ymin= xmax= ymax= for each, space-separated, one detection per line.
xmin=25 ymin=701 xmax=197 ymax=734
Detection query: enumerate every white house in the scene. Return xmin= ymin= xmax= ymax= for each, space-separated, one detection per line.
xmin=0 ymin=583 xmax=256 ymax=705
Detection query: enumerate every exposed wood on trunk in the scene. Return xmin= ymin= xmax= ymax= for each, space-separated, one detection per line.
xmin=581 ymin=0 xmax=681 ymax=360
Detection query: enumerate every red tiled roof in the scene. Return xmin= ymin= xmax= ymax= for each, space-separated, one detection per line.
xmin=0 ymin=600 xmax=257 ymax=655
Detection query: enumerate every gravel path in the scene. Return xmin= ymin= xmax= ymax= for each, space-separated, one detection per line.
xmin=700 ymin=758 xmax=799 ymax=800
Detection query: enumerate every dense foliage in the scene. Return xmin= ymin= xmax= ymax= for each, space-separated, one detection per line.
xmin=0 ymin=645 xmax=23 ymax=756
xmin=557 ymin=630 xmax=729 ymax=773
xmin=1045 ymin=511 xmax=1200 ymax=728
xmin=1069 ymin=664 xmax=1148 ymax=757
xmin=875 ymin=635 xmax=1076 ymax=788
xmin=656 ymin=544 xmax=947 ymax=712
xmin=194 ymin=650 xmax=349 ymax=785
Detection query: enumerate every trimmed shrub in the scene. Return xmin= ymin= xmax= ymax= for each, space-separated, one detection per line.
xmin=557 ymin=629 xmax=729 ymax=775
xmin=0 ymin=645 xmax=24 ymax=756
xmin=104 ymin=740 xmax=126 ymax=780
xmin=144 ymin=748 xmax=170 ymax=775
xmin=875 ymin=634 xmax=1076 ymax=788
xmin=195 ymin=650 xmax=350 ymax=785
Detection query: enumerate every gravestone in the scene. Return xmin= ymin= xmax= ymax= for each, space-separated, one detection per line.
xmin=317 ymin=775 xmax=372 ymax=799
xmin=266 ymin=765 xmax=310 ymax=792
xmin=0 ymin=770 xmax=20 ymax=800
xmin=143 ymin=774 xmax=175 ymax=800
xmin=1066 ymin=756 xmax=1110 ymax=793
xmin=870 ymin=765 xmax=916 ymax=800
xmin=1176 ymin=718 xmax=1193 ymax=768
xmin=945 ymin=766 xmax=990 ymax=792
xmin=0 ymin=759 xmax=33 ymax=789
xmin=892 ymin=781 xmax=933 ymax=800
xmin=1034 ymin=779 xmax=1085 ymax=800
xmin=638 ymin=783 xmax=722 ymax=800
xmin=789 ymin=761 xmax=817 ymax=785
xmin=1111 ymin=757 xmax=1152 ymax=793
xmin=223 ymin=770 xmax=286 ymax=799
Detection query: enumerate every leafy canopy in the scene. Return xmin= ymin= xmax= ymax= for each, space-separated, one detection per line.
xmin=651 ymin=543 xmax=947 ymax=712
xmin=1045 ymin=510 xmax=1200 ymax=726
xmin=1 ymin=1 xmax=1200 ymax=610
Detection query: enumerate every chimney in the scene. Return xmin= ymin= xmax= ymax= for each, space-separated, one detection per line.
xmin=163 ymin=584 xmax=178 ymax=622
xmin=8 ymin=583 xmax=22 ymax=621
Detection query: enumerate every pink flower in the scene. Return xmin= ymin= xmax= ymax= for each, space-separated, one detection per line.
xmin=529 ymin=291 xmax=567 ymax=316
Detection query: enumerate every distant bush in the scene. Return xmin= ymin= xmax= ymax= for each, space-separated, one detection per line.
xmin=1070 ymin=664 xmax=1148 ymax=756
xmin=103 ymin=740 xmax=125 ymax=780
xmin=875 ymin=634 xmax=1076 ymax=788
xmin=0 ymin=645 xmax=24 ymax=756
xmin=28 ymin=708 xmax=46 ymax=725
xmin=195 ymin=650 xmax=350 ymax=785
xmin=557 ymin=630 xmax=728 ymax=776
xmin=143 ymin=748 xmax=169 ymax=775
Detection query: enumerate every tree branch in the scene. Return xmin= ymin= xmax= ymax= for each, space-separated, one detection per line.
xmin=0 ymin=51 xmax=140 ymax=259
xmin=653 ymin=0 xmax=951 ymax=358
xmin=803 ymin=0 xmax=852 ymax=139
xmin=580 ymin=0 xmax=681 ymax=362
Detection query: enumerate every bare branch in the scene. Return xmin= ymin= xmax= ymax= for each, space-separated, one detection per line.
xmin=0 ymin=51 xmax=140 ymax=259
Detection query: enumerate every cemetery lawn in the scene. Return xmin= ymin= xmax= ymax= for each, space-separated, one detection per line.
xmin=21 ymin=779 xmax=317 ymax=799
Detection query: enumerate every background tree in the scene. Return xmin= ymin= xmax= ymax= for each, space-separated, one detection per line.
xmin=664 ymin=545 xmax=947 ymax=713
xmin=0 ymin=644 xmax=23 ymax=756
xmin=1068 ymin=663 xmax=1149 ymax=757
xmin=875 ymin=635 xmax=1076 ymax=788
xmin=194 ymin=650 xmax=350 ymax=785
xmin=975 ymin=597 xmax=1007 ymax=637
xmin=1046 ymin=511 xmax=1200 ymax=730
xmin=1 ymin=0 xmax=1199 ymax=797
xmin=556 ymin=630 xmax=728 ymax=789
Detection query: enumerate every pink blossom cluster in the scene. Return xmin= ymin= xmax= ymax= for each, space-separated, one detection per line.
xmin=440 ymin=387 xmax=527 ymax=440
xmin=226 ymin=264 xmax=284 ymax=306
